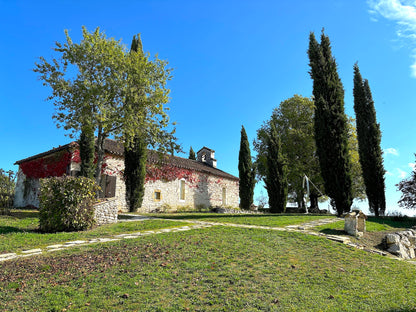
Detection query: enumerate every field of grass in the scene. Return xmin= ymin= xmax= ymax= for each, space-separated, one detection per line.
xmin=1 ymin=225 xmax=416 ymax=311
xmin=0 ymin=210 xmax=189 ymax=254
xmin=2 ymin=211 xmax=416 ymax=311
xmin=143 ymin=212 xmax=336 ymax=227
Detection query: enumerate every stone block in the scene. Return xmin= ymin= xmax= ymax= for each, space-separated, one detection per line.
xmin=385 ymin=234 xmax=400 ymax=245
xmin=387 ymin=243 xmax=410 ymax=259
xmin=401 ymin=236 xmax=412 ymax=248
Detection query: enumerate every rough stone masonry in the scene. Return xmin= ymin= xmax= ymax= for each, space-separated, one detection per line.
xmin=384 ymin=229 xmax=416 ymax=259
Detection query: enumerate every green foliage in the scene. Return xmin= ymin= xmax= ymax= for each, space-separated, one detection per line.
xmin=188 ymin=146 xmax=196 ymax=160
xmin=255 ymin=95 xmax=323 ymax=210
xmin=308 ymin=31 xmax=353 ymax=216
xmin=346 ymin=117 xmax=366 ymax=201
xmin=397 ymin=155 xmax=416 ymax=209
xmin=34 ymin=27 xmax=179 ymax=185
xmin=124 ymin=136 xmax=147 ymax=212
xmin=255 ymin=96 xmax=365 ymax=213
xmin=353 ymin=64 xmax=386 ymax=216
xmin=123 ymin=35 xmax=149 ymax=213
xmin=264 ymin=124 xmax=288 ymax=213
xmin=0 ymin=169 xmax=15 ymax=213
xmin=38 ymin=176 xmax=99 ymax=232
xmin=79 ymin=120 xmax=95 ymax=179
xmin=238 ymin=126 xmax=256 ymax=210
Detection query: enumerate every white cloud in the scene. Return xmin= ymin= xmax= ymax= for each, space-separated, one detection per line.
xmin=409 ymin=162 xmax=416 ymax=170
xmin=384 ymin=147 xmax=399 ymax=155
xmin=368 ymin=0 xmax=416 ymax=77
xmin=386 ymin=170 xmax=394 ymax=176
xmin=397 ymin=168 xmax=408 ymax=178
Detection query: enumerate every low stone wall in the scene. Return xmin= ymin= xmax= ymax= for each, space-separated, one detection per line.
xmin=384 ymin=229 xmax=416 ymax=259
xmin=94 ymin=198 xmax=118 ymax=225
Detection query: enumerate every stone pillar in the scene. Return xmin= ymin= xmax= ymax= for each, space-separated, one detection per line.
xmin=344 ymin=210 xmax=367 ymax=237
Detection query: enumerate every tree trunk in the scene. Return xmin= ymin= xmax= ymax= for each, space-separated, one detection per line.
xmin=296 ymin=189 xmax=306 ymax=213
xmin=309 ymin=192 xmax=319 ymax=213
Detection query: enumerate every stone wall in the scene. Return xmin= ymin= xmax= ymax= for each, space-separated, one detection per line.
xmin=94 ymin=198 xmax=118 ymax=225
xmin=14 ymin=170 xmax=40 ymax=208
xmin=103 ymin=155 xmax=239 ymax=213
xmin=14 ymin=152 xmax=240 ymax=213
xmin=102 ymin=155 xmax=127 ymax=211
xmin=384 ymin=229 xmax=416 ymax=259
xmin=141 ymin=173 xmax=239 ymax=213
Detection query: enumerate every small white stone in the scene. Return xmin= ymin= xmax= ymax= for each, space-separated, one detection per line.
xmin=21 ymin=249 xmax=42 ymax=254
xmin=46 ymin=244 xmax=64 ymax=249
xmin=65 ymin=240 xmax=87 ymax=245
xmin=0 ymin=253 xmax=17 ymax=260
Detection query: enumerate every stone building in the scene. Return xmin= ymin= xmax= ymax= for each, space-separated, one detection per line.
xmin=14 ymin=139 xmax=239 ymax=212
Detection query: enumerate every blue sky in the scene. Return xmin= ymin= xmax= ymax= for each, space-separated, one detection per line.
xmin=1 ymin=0 xmax=415 ymax=215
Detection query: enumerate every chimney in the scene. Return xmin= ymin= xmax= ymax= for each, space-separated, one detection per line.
xmin=197 ymin=147 xmax=217 ymax=168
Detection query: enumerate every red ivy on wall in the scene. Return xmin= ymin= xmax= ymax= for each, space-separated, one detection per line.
xmin=20 ymin=151 xmax=230 ymax=186
xmin=71 ymin=149 xmax=81 ymax=163
xmin=20 ymin=151 xmax=73 ymax=179
xmin=145 ymin=164 xmax=197 ymax=184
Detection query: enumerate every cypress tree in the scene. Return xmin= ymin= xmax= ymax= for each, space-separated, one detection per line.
xmin=353 ymin=64 xmax=386 ymax=216
xmin=264 ymin=124 xmax=288 ymax=213
xmin=308 ymin=31 xmax=353 ymax=216
xmin=189 ymin=146 xmax=196 ymax=160
xmin=79 ymin=119 xmax=95 ymax=179
xmin=124 ymin=34 xmax=147 ymax=212
xmin=238 ymin=125 xmax=255 ymax=210
xmin=124 ymin=137 xmax=147 ymax=212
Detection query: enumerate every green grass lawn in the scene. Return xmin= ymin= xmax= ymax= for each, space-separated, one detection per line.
xmin=0 ymin=210 xmax=189 ymax=254
xmin=1 ymin=226 xmax=416 ymax=311
xmin=143 ymin=212 xmax=336 ymax=227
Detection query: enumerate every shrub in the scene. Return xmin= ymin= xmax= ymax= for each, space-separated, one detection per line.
xmin=39 ymin=176 xmax=99 ymax=232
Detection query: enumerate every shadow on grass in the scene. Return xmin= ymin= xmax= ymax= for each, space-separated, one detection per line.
xmin=367 ymin=216 xmax=416 ymax=229
xmin=319 ymin=229 xmax=347 ymax=235
xmin=0 ymin=226 xmax=38 ymax=235
xmin=9 ymin=210 xmax=39 ymax=219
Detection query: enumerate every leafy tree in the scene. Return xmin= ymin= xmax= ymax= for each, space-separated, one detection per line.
xmin=308 ymin=31 xmax=353 ymax=216
xmin=0 ymin=169 xmax=15 ymax=212
xmin=255 ymin=96 xmax=321 ymax=211
xmin=397 ymin=157 xmax=416 ymax=209
xmin=347 ymin=117 xmax=366 ymax=202
xmin=124 ymin=35 xmax=147 ymax=212
xmin=353 ymin=64 xmax=386 ymax=216
xmin=264 ymin=124 xmax=288 ymax=213
xmin=189 ymin=146 xmax=196 ymax=160
xmin=34 ymin=27 xmax=178 ymax=185
xmin=238 ymin=125 xmax=256 ymax=210
xmin=79 ymin=117 xmax=95 ymax=179
xmin=254 ymin=96 xmax=364 ymax=213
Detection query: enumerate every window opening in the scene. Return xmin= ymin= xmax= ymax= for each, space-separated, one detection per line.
xmin=180 ymin=180 xmax=186 ymax=201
